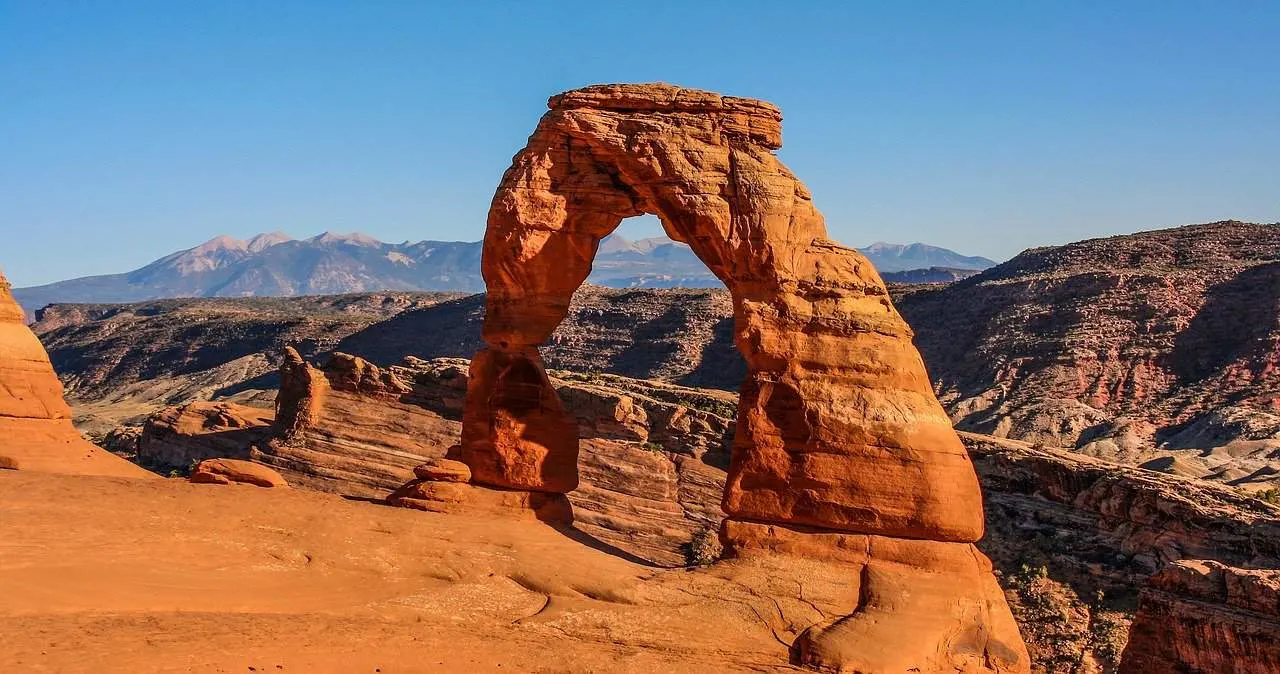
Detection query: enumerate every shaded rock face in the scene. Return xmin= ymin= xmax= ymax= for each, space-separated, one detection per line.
xmin=452 ymin=83 xmax=1024 ymax=673
xmin=968 ymin=432 xmax=1280 ymax=673
xmin=0 ymin=272 xmax=152 ymax=479
xmin=138 ymin=401 xmax=274 ymax=471
xmin=1119 ymin=560 xmax=1280 ymax=674
xmin=256 ymin=351 xmax=735 ymax=566
xmin=897 ymin=221 xmax=1280 ymax=492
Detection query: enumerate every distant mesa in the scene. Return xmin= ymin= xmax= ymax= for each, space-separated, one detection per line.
xmin=11 ymin=228 xmax=996 ymax=318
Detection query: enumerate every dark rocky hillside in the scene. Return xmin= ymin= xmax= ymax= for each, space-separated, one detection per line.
xmin=896 ymin=220 xmax=1280 ymax=490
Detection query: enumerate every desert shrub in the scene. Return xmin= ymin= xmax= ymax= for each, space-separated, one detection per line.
xmin=684 ymin=526 xmax=723 ymax=566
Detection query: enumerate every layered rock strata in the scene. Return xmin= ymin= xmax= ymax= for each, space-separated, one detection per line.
xmin=0 ymin=271 xmax=152 ymax=478
xmin=1118 ymin=560 xmax=1280 ymax=673
xmin=897 ymin=220 xmax=1280 ymax=491
xmin=137 ymin=355 xmax=1280 ymax=671
xmin=151 ymin=350 xmax=737 ymax=565
xmin=438 ymin=82 xmax=1026 ymax=672
xmin=969 ymin=432 xmax=1280 ymax=671
xmin=138 ymin=401 xmax=274 ymax=470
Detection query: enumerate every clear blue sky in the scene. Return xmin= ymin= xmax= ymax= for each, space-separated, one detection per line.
xmin=2 ymin=1 xmax=1277 ymax=286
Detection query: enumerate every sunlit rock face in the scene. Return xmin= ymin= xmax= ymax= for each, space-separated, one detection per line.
xmin=0 ymin=271 xmax=153 ymax=478
xmin=437 ymin=83 xmax=1028 ymax=673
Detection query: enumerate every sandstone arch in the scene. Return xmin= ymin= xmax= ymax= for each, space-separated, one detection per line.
xmin=410 ymin=84 xmax=1028 ymax=672
xmin=467 ymin=83 xmax=985 ymax=541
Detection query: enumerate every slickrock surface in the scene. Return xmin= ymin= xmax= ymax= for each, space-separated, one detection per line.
xmin=134 ymin=356 xmax=1280 ymax=672
xmin=450 ymin=83 xmax=1024 ymax=673
xmin=0 ymin=272 xmax=152 ymax=479
xmin=1119 ymin=560 xmax=1280 ymax=674
xmin=898 ymin=221 xmax=1280 ymax=491
xmin=189 ymin=457 xmax=288 ymax=487
xmin=0 ymin=470 xmax=811 ymax=673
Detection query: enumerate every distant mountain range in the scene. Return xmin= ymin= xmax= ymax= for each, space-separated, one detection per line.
xmin=11 ymin=231 xmax=996 ymax=314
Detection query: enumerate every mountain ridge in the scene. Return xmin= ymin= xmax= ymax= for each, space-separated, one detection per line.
xmin=12 ymin=231 xmax=996 ymax=314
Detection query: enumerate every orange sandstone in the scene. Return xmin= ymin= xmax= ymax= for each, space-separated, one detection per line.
xmin=0 ymin=271 xmax=154 ymax=479
xmin=400 ymin=83 xmax=1029 ymax=672
xmin=190 ymin=458 xmax=288 ymax=488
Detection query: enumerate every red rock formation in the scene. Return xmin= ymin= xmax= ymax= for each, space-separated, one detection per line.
xmin=139 ymin=351 xmax=737 ymax=565
xmin=139 ymin=401 xmax=274 ymax=469
xmin=0 ymin=271 xmax=153 ymax=478
xmin=1119 ymin=560 xmax=1280 ymax=673
xmin=432 ymin=83 xmax=1026 ymax=673
xmin=189 ymin=458 xmax=288 ymax=488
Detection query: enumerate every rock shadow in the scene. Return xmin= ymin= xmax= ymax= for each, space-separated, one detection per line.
xmin=678 ymin=315 xmax=744 ymax=390
xmin=1170 ymin=262 xmax=1280 ymax=385
xmin=335 ymin=294 xmax=486 ymax=366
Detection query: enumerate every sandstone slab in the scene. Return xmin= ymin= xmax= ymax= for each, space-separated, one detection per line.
xmin=413 ymin=457 xmax=471 ymax=482
xmin=190 ymin=458 xmax=288 ymax=488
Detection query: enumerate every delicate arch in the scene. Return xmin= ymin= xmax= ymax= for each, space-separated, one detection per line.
xmin=457 ymin=83 xmax=984 ymax=542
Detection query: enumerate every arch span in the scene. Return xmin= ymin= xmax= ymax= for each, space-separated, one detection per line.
xmin=401 ymin=83 xmax=1030 ymax=673
xmin=463 ymin=83 xmax=983 ymax=542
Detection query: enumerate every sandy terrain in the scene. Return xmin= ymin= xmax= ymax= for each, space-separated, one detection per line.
xmin=0 ymin=471 xmax=816 ymax=673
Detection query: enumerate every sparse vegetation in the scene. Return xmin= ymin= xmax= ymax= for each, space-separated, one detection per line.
xmin=683 ymin=526 xmax=723 ymax=566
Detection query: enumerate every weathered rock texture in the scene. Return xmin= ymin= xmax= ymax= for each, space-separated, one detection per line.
xmin=447 ymin=83 xmax=1024 ymax=673
xmin=141 ymin=351 xmax=736 ymax=566
xmin=136 ymin=353 xmax=1280 ymax=672
xmin=32 ymin=292 xmax=459 ymax=440
xmin=138 ymin=401 xmax=274 ymax=470
xmin=1119 ymin=560 xmax=1280 ymax=674
xmin=0 ymin=272 xmax=152 ymax=478
xmin=969 ymin=431 xmax=1280 ymax=673
xmin=898 ymin=221 xmax=1280 ymax=492
xmin=189 ymin=457 xmax=288 ymax=488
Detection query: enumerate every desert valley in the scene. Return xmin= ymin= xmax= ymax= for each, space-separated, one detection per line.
xmin=4 ymin=83 xmax=1280 ymax=674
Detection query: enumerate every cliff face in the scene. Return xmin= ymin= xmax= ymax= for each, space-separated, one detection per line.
xmin=897 ymin=221 xmax=1280 ymax=491
xmin=968 ymin=432 xmax=1280 ymax=673
xmin=1119 ymin=560 xmax=1280 ymax=674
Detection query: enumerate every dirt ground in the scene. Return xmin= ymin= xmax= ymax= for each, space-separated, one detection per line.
xmin=0 ymin=470 xmax=817 ymax=673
